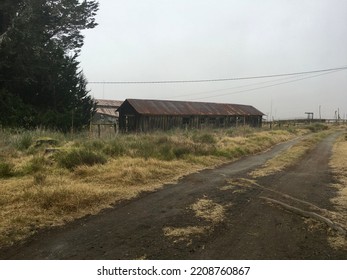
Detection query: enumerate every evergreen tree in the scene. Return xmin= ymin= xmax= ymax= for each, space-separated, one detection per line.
xmin=0 ymin=0 xmax=98 ymax=130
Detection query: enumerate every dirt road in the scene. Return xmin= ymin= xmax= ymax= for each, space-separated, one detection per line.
xmin=1 ymin=132 xmax=346 ymax=259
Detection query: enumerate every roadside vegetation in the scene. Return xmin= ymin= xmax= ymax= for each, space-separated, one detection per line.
xmin=329 ymin=132 xmax=347 ymax=249
xmin=0 ymin=124 xmax=337 ymax=247
xmin=250 ymin=125 xmax=330 ymax=178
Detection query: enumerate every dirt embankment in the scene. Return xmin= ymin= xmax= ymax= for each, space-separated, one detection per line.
xmin=0 ymin=132 xmax=346 ymax=259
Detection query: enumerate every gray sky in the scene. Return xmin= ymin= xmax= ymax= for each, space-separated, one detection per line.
xmin=79 ymin=0 xmax=347 ymax=120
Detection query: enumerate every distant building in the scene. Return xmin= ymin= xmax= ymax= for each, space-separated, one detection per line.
xmin=92 ymin=99 xmax=123 ymax=125
xmin=117 ymin=99 xmax=264 ymax=132
xmin=90 ymin=99 xmax=123 ymax=137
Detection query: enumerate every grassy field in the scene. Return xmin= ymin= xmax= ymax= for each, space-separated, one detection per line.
xmin=0 ymin=124 xmax=333 ymax=247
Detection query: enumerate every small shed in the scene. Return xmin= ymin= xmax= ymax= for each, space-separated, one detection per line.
xmin=91 ymin=99 xmax=123 ymax=137
xmin=92 ymin=99 xmax=123 ymax=125
xmin=117 ymin=99 xmax=264 ymax=132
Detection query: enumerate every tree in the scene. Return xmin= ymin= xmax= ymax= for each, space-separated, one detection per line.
xmin=0 ymin=0 xmax=99 ymax=130
xmin=0 ymin=0 xmax=22 ymax=38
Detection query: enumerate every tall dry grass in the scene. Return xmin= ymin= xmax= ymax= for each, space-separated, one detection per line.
xmin=0 ymin=126 xmax=317 ymax=247
xmin=328 ymin=133 xmax=347 ymax=249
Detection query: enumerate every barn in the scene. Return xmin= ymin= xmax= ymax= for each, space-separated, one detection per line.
xmin=117 ymin=99 xmax=264 ymax=132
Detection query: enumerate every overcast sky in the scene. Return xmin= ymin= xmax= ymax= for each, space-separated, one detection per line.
xmin=79 ymin=0 xmax=347 ymax=120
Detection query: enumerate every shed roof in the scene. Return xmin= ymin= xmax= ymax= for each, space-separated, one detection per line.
xmin=96 ymin=99 xmax=123 ymax=108
xmin=95 ymin=99 xmax=123 ymax=117
xmin=96 ymin=107 xmax=119 ymax=117
xmin=120 ymin=99 xmax=264 ymax=116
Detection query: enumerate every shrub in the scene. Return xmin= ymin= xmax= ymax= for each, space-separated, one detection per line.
xmin=173 ymin=146 xmax=192 ymax=158
xmin=15 ymin=132 xmax=33 ymax=151
xmin=193 ymin=133 xmax=217 ymax=144
xmin=158 ymin=144 xmax=176 ymax=161
xmin=103 ymin=140 xmax=126 ymax=157
xmin=194 ymin=143 xmax=217 ymax=156
xmin=0 ymin=162 xmax=14 ymax=178
xmin=156 ymin=136 xmax=170 ymax=144
xmin=56 ymin=148 xmax=107 ymax=170
xmin=306 ymin=123 xmax=329 ymax=132
xmin=213 ymin=149 xmax=232 ymax=158
xmin=129 ymin=139 xmax=156 ymax=159
xmin=33 ymin=172 xmax=47 ymax=185
xmin=22 ymin=156 xmax=47 ymax=174
xmin=82 ymin=140 xmax=106 ymax=150
xmin=226 ymin=129 xmax=234 ymax=136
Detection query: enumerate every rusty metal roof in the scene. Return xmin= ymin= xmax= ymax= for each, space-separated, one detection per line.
xmin=121 ymin=99 xmax=264 ymax=116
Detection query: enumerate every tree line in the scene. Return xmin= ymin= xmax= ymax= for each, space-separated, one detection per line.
xmin=0 ymin=0 xmax=99 ymax=131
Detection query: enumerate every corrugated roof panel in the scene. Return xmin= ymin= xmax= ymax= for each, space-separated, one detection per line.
xmin=96 ymin=99 xmax=123 ymax=108
xmin=124 ymin=99 xmax=264 ymax=116
xmin=96 ymin=107 xmax=119 ymax=117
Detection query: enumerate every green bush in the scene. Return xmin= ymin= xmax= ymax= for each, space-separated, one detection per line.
xmin=306 ymin=123 xmax=329 ymax=132
xmin=56 ymin=148 xmax=107 ymax=170
xmin=213 ymin=149 xmax=232 ymax=158
xmin=194 ymin=143 xmax=217 ymax=156
xmin=173 ymin=146 xmax=192 ymax=158
xmin=103 ymin=140 xmax=126 ymax=157
xmin=213 ymin=146 xmax=247 ymax=159
xmin=82 ymin=140 xmax=106 ymax=150
xmin=158 ymin=144 xmax=176 ymax=161
xmin=0 ymin=162 xmax=14 ymax=178
xmin=22 ymin=156 xmax=47 ymax=174
xmin=15 ymin=132 xmax=33 ymax=151
xmin=128 ymin=138 xmax=157 ymax=159
xmin=225 ymin=129 xmax=234 ymax=137
xmin=193 ymin=133 xmax=217 ymax=144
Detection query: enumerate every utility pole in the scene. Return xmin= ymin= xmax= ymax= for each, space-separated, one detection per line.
xmin=338 ymin=108 xmax=340 ymax=120
xmin=319 ymin=105 xmax=321 ymax=120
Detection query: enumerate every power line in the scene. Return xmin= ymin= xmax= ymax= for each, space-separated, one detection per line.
xmin=188 ymin=69 xmax=343 ymax=101
xmin=170 ymin=74 xmax=307 ymax=99
xmin=88 ymin=65 xmax=347 ymax=85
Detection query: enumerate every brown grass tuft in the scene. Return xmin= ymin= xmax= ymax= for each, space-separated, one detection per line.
xmin=191 ymin=198 xmax=226 ymax=223
xmin=163 ymin=226 xmax=209 ymax=243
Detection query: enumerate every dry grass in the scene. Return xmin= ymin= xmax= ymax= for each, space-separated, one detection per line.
xmin=191 ymin=198 xmax=226 ymax=223
xmin=0 ymin=127 xmax=314 ymax=247
xmin=216 ymin=130 xmax=293 ymax=158
xmin=163 ymin=197 xmax=227 ymax=244
xmin=328 ymin=133 xmax=347 ymax=249
xmin=250 ymin=131 xmax=330 ymax=178
xmin=163 ymin=226 xmax=209 ymax=244
xmin=0 ymin=158 xmax=205 ymax=247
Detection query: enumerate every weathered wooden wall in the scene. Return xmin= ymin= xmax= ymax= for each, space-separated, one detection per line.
xmin=119 ymin=114 xmax=262 ymax=132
